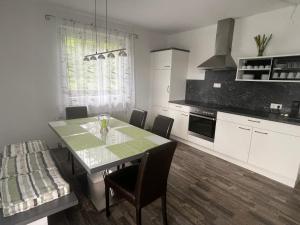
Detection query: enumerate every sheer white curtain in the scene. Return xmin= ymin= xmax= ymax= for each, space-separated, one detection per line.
xmin=58 ymin=20 xmax=135 ymax=119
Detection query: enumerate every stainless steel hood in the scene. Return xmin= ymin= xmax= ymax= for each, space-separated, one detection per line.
xmin=198 ymin=18 xmax=237 ymax=70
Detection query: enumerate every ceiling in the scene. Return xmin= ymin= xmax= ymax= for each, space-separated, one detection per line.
xmin=43 ymin=0 xmax=292 ymax=33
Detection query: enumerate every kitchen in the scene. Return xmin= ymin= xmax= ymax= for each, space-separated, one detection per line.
xmin=149 ymin=16 xmax=300 ymax=188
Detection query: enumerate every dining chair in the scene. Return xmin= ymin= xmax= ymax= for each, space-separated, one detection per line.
xmin=151 ymin=115 xmax=174 ymax=139
xmin=104 ymin=141 xmax=177 ymax=225
xmin=65 ymin=106 xmax=88 ymax=174
xmin=129 ymin=109 xmax=148 ymax=129
xmin=66 ymin=106 xmax=88 ymax=120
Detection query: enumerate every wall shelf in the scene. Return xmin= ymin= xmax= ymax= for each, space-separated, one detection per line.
xmin=236 ymin=54 xmax=300 ymax=82
xmin=236 ymin=79 xmax=300 ymax=83
xmin=238 ymin=69 xmax=270 ymax=71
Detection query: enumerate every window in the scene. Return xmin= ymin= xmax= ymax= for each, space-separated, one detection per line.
xmin=59 ymin=22 xmax=135 ymax=116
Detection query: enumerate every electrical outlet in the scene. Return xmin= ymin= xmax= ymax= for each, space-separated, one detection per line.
xmin=270 ymin=103 xmax=282 ymax=110
xmin=213 ymin=83 xmax=221 ymax=88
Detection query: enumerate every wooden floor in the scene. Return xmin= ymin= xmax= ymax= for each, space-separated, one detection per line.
xmin=49 ymin=142 xmax=300 ymax=225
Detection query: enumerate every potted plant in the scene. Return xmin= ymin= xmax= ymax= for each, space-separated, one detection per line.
xmin=254 ymin=34 xmax=272 ymax=56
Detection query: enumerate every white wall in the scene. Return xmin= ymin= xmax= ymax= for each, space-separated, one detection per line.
xmin=167 ymin=6 xmax=300 ymax=80
xmin=0 ymin=0 xmax=167 ymax=148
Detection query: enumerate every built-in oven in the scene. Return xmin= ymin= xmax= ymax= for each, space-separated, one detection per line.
xmin=188 ymin=111 xmax=216 ymax=142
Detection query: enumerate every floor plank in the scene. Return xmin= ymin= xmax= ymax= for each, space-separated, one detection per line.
xmin=49 ymin=142 xmax=300 ymax=225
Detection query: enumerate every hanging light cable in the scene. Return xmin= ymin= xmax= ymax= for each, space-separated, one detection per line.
xmin=83 ymin=0 xmax=127 ymax=61
xmin=106 ymin=0 xmax=115 ymax=59
xmin=90 ymin=0 xmax=97 ymax=61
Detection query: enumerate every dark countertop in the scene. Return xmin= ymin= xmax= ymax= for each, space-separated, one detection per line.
xmin=169 ymin=100 xmax=300 ymax=126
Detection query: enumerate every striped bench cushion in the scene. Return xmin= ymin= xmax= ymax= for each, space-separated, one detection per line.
xmin=1 ymin=140 xmax=48 ymax=158
xmin=0 ymin=151 xmax=56 ymax=179
xmin=0 ymin=168 xmax=70 ymax=217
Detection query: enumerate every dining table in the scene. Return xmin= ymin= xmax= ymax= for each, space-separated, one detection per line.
xmin=48 ymin=116 xmax=170 ymax=210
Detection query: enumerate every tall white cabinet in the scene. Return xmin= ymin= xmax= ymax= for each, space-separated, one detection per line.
xmin=150 ymin=48 xmax=190 ymax=137
xmin=150 ymin=48 xmax=189 ymax=108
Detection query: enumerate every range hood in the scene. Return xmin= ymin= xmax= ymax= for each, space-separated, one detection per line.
xmin=198 ymin=18 xmax=237 ymax=70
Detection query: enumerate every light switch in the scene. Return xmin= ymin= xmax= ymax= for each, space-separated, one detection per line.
xmin=213 ymin=83 xmax=221 ymax=88
xmin=270 ymin=103 xmax=282 ymax=110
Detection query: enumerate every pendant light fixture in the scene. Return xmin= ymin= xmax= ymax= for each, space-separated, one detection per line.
xmin=83 ymin=0 xmax=127 ymax=61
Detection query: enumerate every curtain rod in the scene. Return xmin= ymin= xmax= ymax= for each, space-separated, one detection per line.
xmin=45 ymin=14 xmax=138 ymax=39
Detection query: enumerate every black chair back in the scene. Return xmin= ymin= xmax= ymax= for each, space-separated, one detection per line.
xmin=129 ymin=109 xmax=148 ymax=129
xmin=151 ymin=115 xmax=174 ymax=139
xmin=135 ymin=141 xmax=177 ymax=207
xmin=66 ymin=106 xmax=88 ymax=120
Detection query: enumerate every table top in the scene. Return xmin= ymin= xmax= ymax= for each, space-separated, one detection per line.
xmin=49 ymin=117 xmax=169 ymax=174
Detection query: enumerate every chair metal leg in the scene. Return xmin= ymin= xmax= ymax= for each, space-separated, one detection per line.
xmin=161 ymin=194 xmax=168 ymax=225
xmin=136 ymin=207 xmax=142 ymax=225
xmin=105 ymin=185 xmax=111 ymax=217
xmin=71 ymin=155 xmax=75 ymax=175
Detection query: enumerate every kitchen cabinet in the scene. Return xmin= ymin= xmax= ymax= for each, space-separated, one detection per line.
xmin=169 ymin=109 xmax=189 ymax=140
xmin=151 ymin=69 xmax=171 ymax=107
xmin=214 ymin=120 xmax=252 ymax=162
xmin=151 ymin=106 xmax=170 ymax=125
xmin=248 ymin=128 xmax=300 ymax=180
xmin=151 ymin=50 xmax=172 ymax=70
xmin=169 ymin=103 xmax=190 ymax=113
xmin=215 ymin=111 xmax=300 ymax=187
xmin=150 ymin=48 xmax=189 ymax=108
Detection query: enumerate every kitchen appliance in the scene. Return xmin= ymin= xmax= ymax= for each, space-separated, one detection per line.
xmin=188 ymin=107 xmax=217 ymax=142
xmin=290 ymin=101 xmax=300 ymax=118
xmin=198 ymin=18 xmax=236 ymax=70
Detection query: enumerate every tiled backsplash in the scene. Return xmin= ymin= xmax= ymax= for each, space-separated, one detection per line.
xmin=186 ymin=70 xmax=300 ymax=112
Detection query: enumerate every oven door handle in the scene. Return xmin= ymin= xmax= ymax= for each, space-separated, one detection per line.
xmin=189 ymin=113 xmax=216 ymax=121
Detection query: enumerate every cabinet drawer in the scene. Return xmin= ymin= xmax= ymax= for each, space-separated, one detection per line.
xmin=217 ymin=112 xmax=300 ymax=137
xmin=169 ymin=103 xmax=190 ymax=113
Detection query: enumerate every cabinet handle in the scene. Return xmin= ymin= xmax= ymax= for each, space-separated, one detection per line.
xmin=254 ymin=131 xmax=268 ymax=135
xmin=166 ymin=86 xmax=170 ymax=93
xmin=238 ymin=127 xmax=250 ymax=131
xmin=181 ymin=114 xmax=188 ymax=116
xmin=164 ymin=65 xmax=171 ymax=68
xmin=248 ymin=119 xmax=261 ymax=123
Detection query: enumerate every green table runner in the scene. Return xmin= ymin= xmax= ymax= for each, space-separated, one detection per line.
xmin=66 ymin=117 xmax=97 ymax=125
xmin=116 ymin=126 xmax=152 ymax=139
xmin=54 ymin=125 xmax=87 ymax=137
xmin=107 ymin=138 xmax=157 ymax=158
xmin=64 ymin=133 xmax=104 ymax=151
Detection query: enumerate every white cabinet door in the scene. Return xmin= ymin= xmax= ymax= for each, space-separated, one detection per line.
xmin=248 ymin=128 xmax=300 ymax=179
xmin=169 ymin=109 xmax=189 ymax=140
xmin=151 ymin=69 xmax=171 ymax=107
xmin=214 ymin=120 xmax=252 ymax=162
xmin=151 ymin=106 xmax=170 ymax=129
xmin=151 ymin=50 xmax=172 ymax=70
xmin=152 ymin=106 xmax=170 ymax=118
